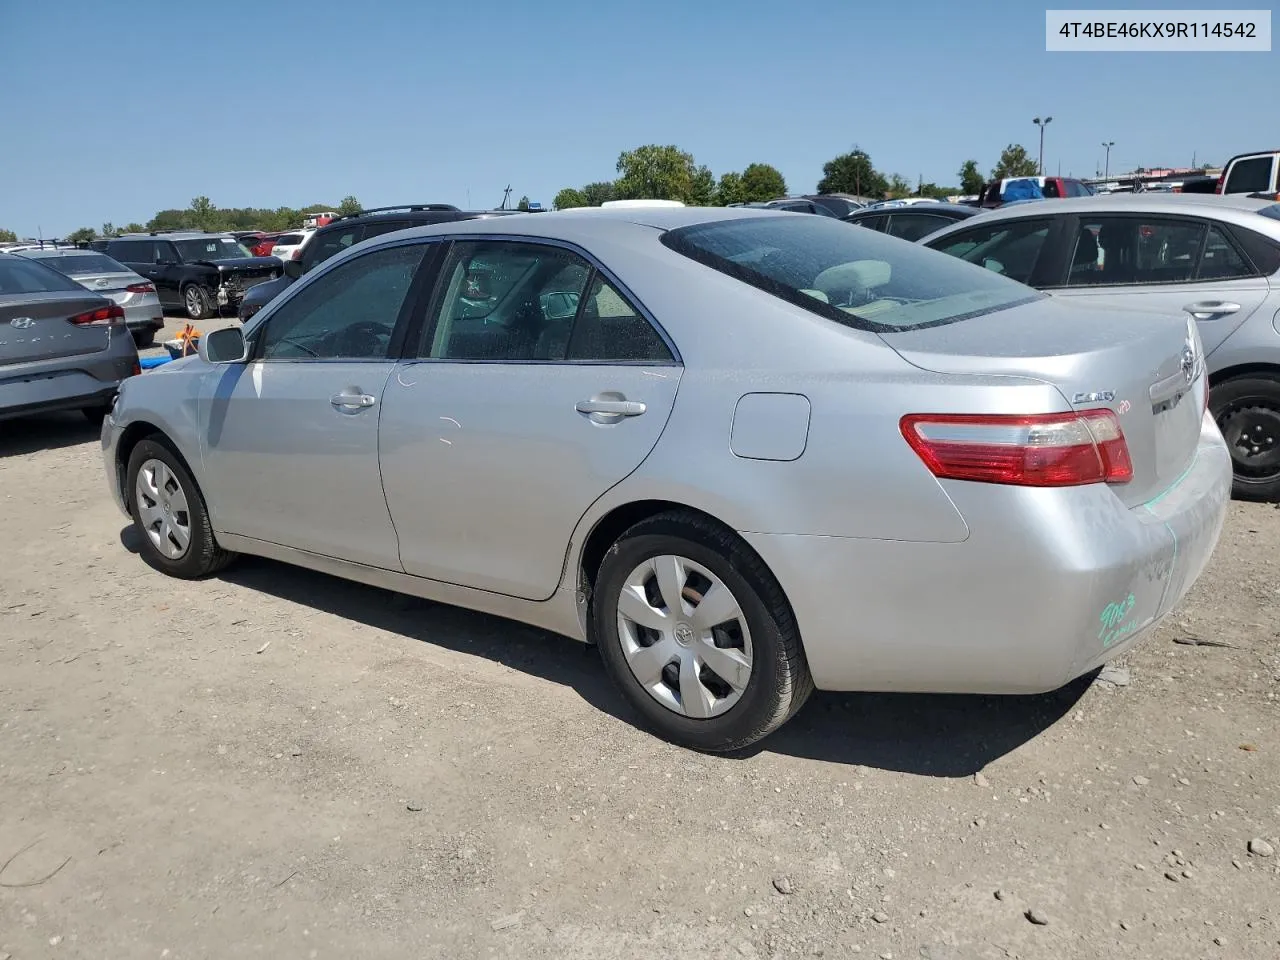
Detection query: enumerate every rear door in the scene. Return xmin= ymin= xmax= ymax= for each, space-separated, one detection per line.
xmin=1043 ymin=214 xmax=1271 ymax=355
xmin=379 ymin=238 xmax=682 ymax=600
xmin=0 ymin=257 xmax=115 ymax=366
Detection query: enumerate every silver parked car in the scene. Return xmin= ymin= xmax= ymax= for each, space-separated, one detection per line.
xmin=18 ymin=248 xmax=165 ymax=347
xmin=919 ymin=194 xmax=1280 ymax=499
xmin=2 ymin=252 xmax=140 ymax=424
xmin=102 ymin=207 xmax=1230 ymax=751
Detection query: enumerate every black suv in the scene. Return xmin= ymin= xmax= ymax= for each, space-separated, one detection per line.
xmin=104 ymin=232 xmax=282 ymax=320
xmin=237 ymin=204 xmax=524 ymax=321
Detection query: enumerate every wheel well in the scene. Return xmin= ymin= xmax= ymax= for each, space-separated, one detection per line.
xmin=115 ymin=422 xmax=184 ymax=511
xmin=1209 ymin=362 xmax=1280 ymax=388
xmin=578 ymin=500 xmax=739 ymax=592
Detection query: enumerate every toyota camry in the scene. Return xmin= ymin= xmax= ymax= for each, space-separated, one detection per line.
xmin=102 ymin=206 xmax=1231 ymax=751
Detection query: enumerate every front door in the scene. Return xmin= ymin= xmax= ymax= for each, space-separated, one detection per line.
xmin=1046 ymin=214 xmax=1271 ymax=355
xmin=200 ymin=240 xmax=431 ymax=568
xmin=379 ymin=239 xmax=682 ymax=601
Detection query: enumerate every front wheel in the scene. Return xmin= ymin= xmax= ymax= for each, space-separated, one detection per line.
xmin=182 ymin=284 xmax=212 ymax=321
xmin=126 ymin=437 xmax=235 ymax=578
xmin=1210 ymin=373 xmax=1280 ymax=501
xmin=592 ymin=511 xmax=813 ymax=752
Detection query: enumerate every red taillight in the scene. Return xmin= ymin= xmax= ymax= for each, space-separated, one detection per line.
xmin=1214 ymin=173 xmax=1224 ymax=194
xmin=900 ymin=410 xmax=1133 ymax=487
xmin=125 ymin=282 xmax=155 ymax=294
xmin=291 ymin=249 xmax=303 ymax=260
xmin=67 ymin=303 xmax=125 ymax=326
xmin=131 ymin=362 xmax=141 ymax=377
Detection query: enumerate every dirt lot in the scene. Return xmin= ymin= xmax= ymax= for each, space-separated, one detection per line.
xmin=1 ymin=410 xmax=1277 ymax=960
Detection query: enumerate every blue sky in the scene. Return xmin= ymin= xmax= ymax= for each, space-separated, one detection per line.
xmin=0 ymin=0 xmax=1271 ymax=237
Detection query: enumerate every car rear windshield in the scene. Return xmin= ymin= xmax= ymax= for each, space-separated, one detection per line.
xmin=0 ymin=256 xmax=85 ymax=294
xmin=41 ymin=253 xmax=128 ymax=276
xmin=275 ymin=234 xmax=304 ymax=245
xmin=1258 ymin=203 xmax=1280 ymax=221
xmin=660 ymin=215 xmax=1042 ymax=332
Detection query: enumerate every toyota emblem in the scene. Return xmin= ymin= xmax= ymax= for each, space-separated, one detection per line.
xmin=1180 ymin=340 xmax=1196 ymax=384
xmin=9 ymin=317 xmax=34 ymax=329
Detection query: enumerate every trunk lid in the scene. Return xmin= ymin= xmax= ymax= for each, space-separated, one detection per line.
xmin=878 ymin=297 xmax=1205 ymax=508
xmin=0 ymin=291 xmax=115 ymax=365
xmin=72 ymin=271 xmax=146 ymax=302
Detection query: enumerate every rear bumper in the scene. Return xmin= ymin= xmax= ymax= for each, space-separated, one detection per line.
xmin=745 ymin=411 xmax=1232 ymax=694
xmin=122 ymin=298 xmax=164 ymax=333
xmin=0 ymin=340 xmax=136 ymax=421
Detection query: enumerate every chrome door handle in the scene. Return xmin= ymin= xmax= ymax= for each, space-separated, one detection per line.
xmin=1182 ymin=300 xmax=1241 ymax=319
xmin=575 ymin=399 xmax=646 ymax=417
xmin=330 ymin=393 xmax=376 ymax=409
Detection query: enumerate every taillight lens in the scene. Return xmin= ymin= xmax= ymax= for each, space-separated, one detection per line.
xmin=68 ymin=303 xmax=126 ymax=326
xmin=125 ymin=282 xmax=155 ymax=294
xmin=291 ymin=249 xmax=303 ymax=260
xmin=1214 ymin=174 xmax=1224 ymax=194
xmin=901 ymin=410 xmax=1133 ymax=487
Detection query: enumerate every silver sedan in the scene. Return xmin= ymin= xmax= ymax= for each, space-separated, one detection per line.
xmin=19 ymin=248 xmax=165 ymax=347
xmin=101 ymin=206 xmax=1231 ymax=750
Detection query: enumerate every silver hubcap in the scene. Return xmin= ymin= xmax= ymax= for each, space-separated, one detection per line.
xmin=616 ymin=555 xmax=753 ymax=719
xmin=186 ymin=289 xmax=201 ymax=314
xmin=135 ymin=458 xmax=192 ymax=560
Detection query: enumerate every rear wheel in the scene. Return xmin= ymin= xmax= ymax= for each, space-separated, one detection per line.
xmin=182 ymin=284 xmax=212 ymax=321
xmin=592 ymin=511 xmax=813 ymax=752
xmin=132 ymin=328 xmax=156 ymax=349
xmin=1210 ymin=373 xmax=1280 ymax=501
xmin=126 ymin=437 xmax=235 ymax=578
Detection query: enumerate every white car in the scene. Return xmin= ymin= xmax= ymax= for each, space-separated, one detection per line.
xmin=269 ymin=228 xmax=316 ymax=263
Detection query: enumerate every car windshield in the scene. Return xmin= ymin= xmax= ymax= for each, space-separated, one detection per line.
xmin=0 ymin=256 xmax=85 ymax=294
xmin=38 ymin=253 xmax=129 ymax=276
xmin=174 ymin=238 xmax=252 ymax=262
xmin=661 ymin=215 xmax=1041 ymax=332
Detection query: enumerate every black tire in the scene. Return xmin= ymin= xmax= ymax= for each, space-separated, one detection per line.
xmin=591 ymin=511 xmax=813 ymax=752
xmin=132 ymin=328 xmax=156 ymax=349
xmin=182 ymin=284 xmax=212 ymax=321
xmin=125 ymin=437 xmax=235 ymax=578
xmin=1209 ymin=373 xmax=1280 ymax=501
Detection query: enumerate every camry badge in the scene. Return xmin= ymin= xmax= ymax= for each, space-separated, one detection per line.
xmin=1071 ymin=390 xmax=1115 ymax=404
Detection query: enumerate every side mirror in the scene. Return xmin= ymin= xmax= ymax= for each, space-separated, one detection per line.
xmin=199 ymin=326 xmax=248 ymax=364
xmin=283 ymin=259 xmax=304 ymax=280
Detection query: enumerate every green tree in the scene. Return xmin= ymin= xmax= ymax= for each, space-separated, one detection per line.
xmin=0 ymin=228 xmax=17 ymax=243
xmin=554 ymin=188 xmax=589 ymax=210
xmin=517 ymin=195 xmax=531 ymax=212
xmin=614 ymin=144 xmax=707 ymax=203
xmin=337 ymin=195 xmax=362 ymax=217
xmin=917 ymin=182 xmax=956 ymax=200
xmin=689 ymin=164 xmax=716 ymax=206
xmin=122 ymin=222 xmax=144 ymax=234
xmin=816 ymin=147 xmax=888 ymax=199
xmin=739 ymin=163 xmax=787 ymax=202
xmin=66 ymin=227 xmax=97 ymax=244
xmin=188 ymin=195 xmax=218 ymax=231
xmin=715 ymin=171 xmax=744 ymax=206
xmin=886 ymin=173 xmax=912 ymax=198
xmin=581 ymin=181 xmax=616 ymax=206
xmin=992 ymin=144 xmax=1039 ymax=179
xmin=958 ymin=159 xmax=985 ymax=195
xmin=101 ymin=222 xmax=116 ymax=238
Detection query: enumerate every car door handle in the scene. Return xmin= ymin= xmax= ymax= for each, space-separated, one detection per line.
xmin=1182 ymin=300 xmax=1241 ymax=318
xmin=575 ymin=398 xmax=646 ymax=417
xmin=330 ymin=392 xmax=377 ymax=409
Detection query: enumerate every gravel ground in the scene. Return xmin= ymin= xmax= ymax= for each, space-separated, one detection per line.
xmin=1 ymin=409 xmax=1277 ymax=960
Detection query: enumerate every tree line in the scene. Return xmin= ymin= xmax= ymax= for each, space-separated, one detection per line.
xmin=551 ymin=143 xmax=1042 ymax=209
xmin=2 ymin=143 xmax=1046 ymax=242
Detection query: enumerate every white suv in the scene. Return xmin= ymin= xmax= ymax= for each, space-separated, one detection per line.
xmin=1217 ymin=150 xmax=1280 ymax=199
xmin=269 ymin=228 xmax=316 ymax=263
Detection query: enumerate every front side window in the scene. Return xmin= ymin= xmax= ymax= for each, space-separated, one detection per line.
xmin=108 ymin=240 xmax=155 ymax=263
xmin=1224 ymin=156 xmax=1275 ymax=194
xmin=926 ymin=219 xmax=1053 ymax=286
xmin=256 ymin=243 xmax=427 ymax=360
xmin=664 ymin=215 xmax=1041 ymax=333
xmin=303 ymin=225 xmax=363 ymax=271
xmin=422 ymin=241 xmax=673 ymax=362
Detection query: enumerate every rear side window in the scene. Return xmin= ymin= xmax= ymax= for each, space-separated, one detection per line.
xmin=848 ymin=214 xmax=889 ymax=232
xmin=928 ymin=219 xmax=1053 ymax=285
xmin=1224 ymin=156 xmax=1275 ymax=194
xmin=1064 ymin=217 xmax=1255 ymax=286
xmin=107 ymin=239 xmax=154 ymax=263
xmin=0 ymin=256 xmax=84 ymax=294
xmin=663 ymin=215 xmax=1041 ymax=333
xmin=304 ymin=226 xmax=363 ymax=269
xmin=885 ymin=213 xmax=951 ymax=241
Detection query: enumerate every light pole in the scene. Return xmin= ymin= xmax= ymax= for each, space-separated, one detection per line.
xmin=1033 ymin=116 xmax=1053 ymax=175
xmin=1101 ymin=141 xmax=1115 ymax=180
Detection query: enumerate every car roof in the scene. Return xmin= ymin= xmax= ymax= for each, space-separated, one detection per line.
xmin=15 ymin=248 xmax=103 ymax=257
xmin=114 ymin=232 xmax=233 ymax=240
xmin=846 ymin=202 xmax=975 ymax=217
